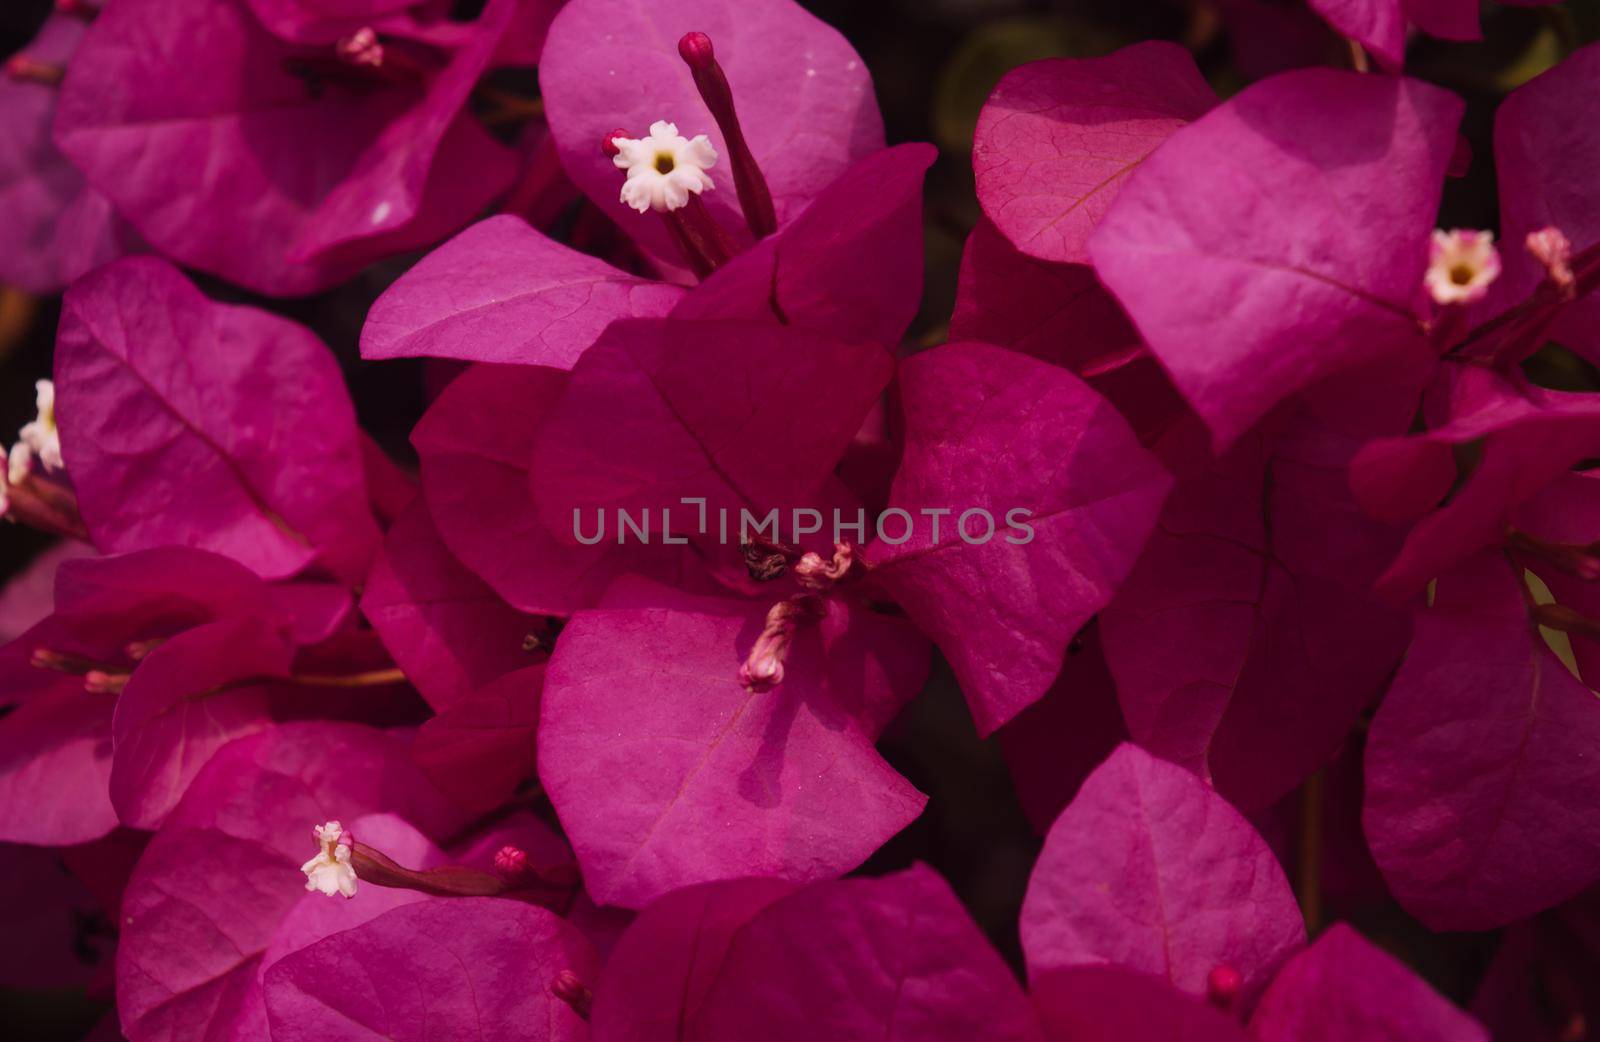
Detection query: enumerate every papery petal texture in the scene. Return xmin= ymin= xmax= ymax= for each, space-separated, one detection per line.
xmin=1364 ymin=553 xmax=1600 ymax=930
xmin=1492 ymin=41 xmax=1600 ymax=358
xmin=56 ymin=258 xmax=378 ymax=582
xmin=1100 ymin=411 xmax=1412 ymax=811
xmin=589 ymin=877 xmax=797 ymax=1042
xmin=1020 ymin=744 xmax=1304 ymax=1002
xmin=1089 ymin=69 xmax=1460 ymax=449
xmin=974 ymin=42 xmax=1215 ymax=264
xmin=868 ymin=341 xmax=1171 ymax=735
xmin=115 ymin=723 xmax=465 ymax=1042
xmin=361 ymin=500 xmax=540 ymax=712
xmin=362 ymin=214 xmax=686 ymax=367
xmin=264 ymin=897 xmax=596 ymax=1042
xmin=699 ymin=865 xmax=1045 ymax=1042
xmin=538 ymin=589 xmax=927 ymax=908
xmin=54 ymin=0 xmax=517 ymax=294
xmin=0 ymin=14 xmax=135 ymax=294
xmin=539 ymin=0 xmax=883 ymax=263
xmin=1250 ymin=923 xmax=1489 ymax=1042
xmin=412 ymin=361 xmax=682 ymax=616
xmin=530 ymin=317 xmax=893 ymax=539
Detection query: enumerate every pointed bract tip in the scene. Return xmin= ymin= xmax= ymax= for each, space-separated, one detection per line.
xmin=678 ymin=31 xmax=715 ymax=70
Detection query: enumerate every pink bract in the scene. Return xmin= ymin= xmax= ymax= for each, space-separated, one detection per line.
xmin=538 ymin=0 xmax=884 ymax=265
xmin=361 ymin=499 xmax=540 ymax=712
xmin=55 ymin=258 xmax=379 ymax=582
xmin=1100 ymin=409 xmax=1412 ymax=811
xmin=1089 ymin=68 xmax=1460 ymax=449
xmin=115 ymin=723 xmax=467 ymax=1042
xmin=589 ymin=876 xmax=798 ymax=1041
xmin=1364 ymin=553 xmax=1600 ymax=930
xmin=868 ymin=341 xmax=1171 ymax=735
xmin=973 ymin=42 xmax=1216 ymax=264
xmin=0 ymin=14 xmax=136 ymax=294
xmin=699 ymin=865 xmax=1045 ymax=1042
xmin=264 ymin=897 xmax=596 ymax=1042
xmin=529 ymin=317 xmax=892 ymax=544
xmin=1021 ymin=744 xmax=1304 ymax=1004
xmin=54 ymin=0 xmax=519 ymax=295
xmin=537 ymin=585 xmax=928 ymax=907
xmin=1250 ymin=923 xmax=1489 ymax=1041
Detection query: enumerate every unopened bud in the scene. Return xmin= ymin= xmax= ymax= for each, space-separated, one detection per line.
xmin=1206 ymin=964 xmax=1243 ymax=1010
xmin=493 ymin=845 xmax=528 ymax=881
xmin=677 ymin=31 xmax=714 ymax=70
xmin=551 ymin=970 xmax=593 ymax=1021
xmin=600 ymin=127 xmax=630 ymax=159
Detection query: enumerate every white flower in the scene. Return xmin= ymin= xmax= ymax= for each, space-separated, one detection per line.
xmin=1426 ymin=229 xmax=1501 ymax=306
xmin=300 ymin=820 xmax=358 ymax=898
xmin=7 ymin=441 xmax=31 ymax=488
xmin=18 ymin=380 xmax=61 ymax=473
xmin=611 ymin=121 xmax=717 ymax=213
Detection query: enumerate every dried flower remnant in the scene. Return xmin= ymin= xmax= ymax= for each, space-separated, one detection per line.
xmin=300 ymin=820 xmax=358 ymax=898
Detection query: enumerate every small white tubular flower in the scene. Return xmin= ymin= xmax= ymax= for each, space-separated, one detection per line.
xmin=7 ymin=441 xmax=32 ymax=487
xmin=1426 ymin=229 xmax=1501 ymax=306
xmin=18 ymin=380 xmax=61 ymax=473
xmin=612 ymin=121 xmax=716 ymax=213
xmin=300 ymin=820 xmax=358 ymax=898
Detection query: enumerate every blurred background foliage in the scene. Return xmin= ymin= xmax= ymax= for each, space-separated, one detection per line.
xmin=3 ymin=0 xmax=1600 ymax=1037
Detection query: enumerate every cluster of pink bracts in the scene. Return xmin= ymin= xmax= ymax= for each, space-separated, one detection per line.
xmin=2 ymin=0 xmax=1598 ymax=1038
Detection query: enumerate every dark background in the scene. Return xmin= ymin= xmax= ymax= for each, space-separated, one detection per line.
xmin=4 ymin=0 xmax=1599 ymax=1037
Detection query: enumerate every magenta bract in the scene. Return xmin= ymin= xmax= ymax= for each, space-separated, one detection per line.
xmin=56 ymin=258 xmax=378 ymax=582
xmin=538 ymin=0 xmax=884 ymax=265
xmin=115 ymin=723 xmax=466 ymax=1042
xmin=360 ymin=500 xmax=539 ymax=712
xmin=1021 ymin=744 xmax=1304 ymax=1003
xmin=264 ymin=897 xmax=596 ymax=1042
xmin=538 ymin=586 xmax=927 ymax=907
xmin=699 ymin=865 xmax=1045 ymax=1042
xmin=1364 ymin=553 xmax=1600 ymax=930
xmin=974 ymin=42 xmax=1215 ymax=264
xmin=54 ymin=0 xmax=519 ymax=295
xmin=1089 ymin=69 xmax=1460 ymax=449
xmin=868 ymin=341 xmax=1171 ymax=735
xmin=1250 ymin=924 xmax=1489 ymax=1041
